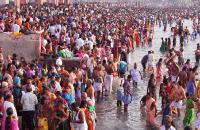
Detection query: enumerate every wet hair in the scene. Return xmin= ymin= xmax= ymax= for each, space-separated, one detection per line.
xmin=186 ymin=59 xmax=190 ymax=63
xmin=5 ymin=107 xmax=13 ymax=130
xmin=186 ymin=92 xmax=189 ymax=97
xmin=102 ymin=60 xmax=107 ymax=64
xmin=158 ymin=58 xmax=162 ymax=63
xmin=71 ymin=102 xmax=79 ymax=110
xmin=80 ymin=100 xmax=87 ymax=108
xmin=134 ymin=63 xmax=137 ymax=69
xmin=127 ymin=75 xmax=132 ymax=80
xmin=192 ymin=66 xmax=198 ymax=73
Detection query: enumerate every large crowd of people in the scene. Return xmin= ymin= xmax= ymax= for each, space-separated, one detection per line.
xmin=0 ymin=2 xmax=200 ymax=130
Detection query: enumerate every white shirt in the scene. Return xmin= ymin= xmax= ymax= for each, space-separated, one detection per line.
xmin=55 ymin=81 xmax=62 ymax=92
xmin=76 ymin=38 xmax=85 ymax=50
xmin=66 ymin=36 xmax=70 ymax=45
xmin=56 ymin=57 xmax=62 ymax=66
xmin=72 ymin=22 xmax=76 ymax=28
xmin=43 ymin=39 xmax=48 ymax=47
xmin=130 ymin=68 xmax=141 ymax=82
xmin=4 ymin=101 xmax=18 ymax=120
xmin=21 ymin=92 xmax=38 ymax=111
xmin=12 ymin=24 xmax=20 ymax=32
xmin=61 ymin=26 xmax=66 ymax=33
xmin=74 ymin=33 xmax=79 ymax=40
xmin=87 ymin=40 xmax=94 ymax=50
xmin=55 ymin=24 xmax=61 ymax=33
xmin=55 ymin=32 xmax=60 ymax=39
xmin=160 ymin=125 xmax=176 ymax=130
xmin=49 ymin=25 xmax=56 ymax=35
xmin=87 ymin=58 xmax=94 ymax=73
xmin=148 ymin=53 xmax=154 ymax=65
xmin=30 ymin=84 xmax=36 ymax=92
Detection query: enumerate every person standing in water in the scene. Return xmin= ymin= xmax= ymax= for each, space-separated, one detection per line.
xmin=160 ymin=38 xmax=166 ymax=53
xmin=187 ymin=67 xmax=198 ymax=97
xmin=147 ymin=74 xmax=156 ymax=99
xmin=122 ymin=75 xmax=133 ymax=112
xmin=170 ymin=81 xmax=186 ymax=117
xmin=71 ymin=103 xmax=88 ymax=130
xmin=145 ymin=93 xmax=157 ymax=127
xmin=147 ymin=51 xmax=154 ymax=77
xmin=141 ymin=52 xmax=149 ymax=75
xmin=160 ymin=115 xmax=176 ymax=130
xmin=104 ymin=61 xmax=114 ymax=95
xmin=195 ymin=43 xmax=200 ymax=66
xmin=156 ymin=58 xmax=163 ymax=85
xmin=178 ymin=67 xmax=188 ymax=89
xmin=130 ymin=63 xmax=142 ymax=87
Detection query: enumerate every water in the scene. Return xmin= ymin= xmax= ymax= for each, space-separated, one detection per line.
xmin=95 ymin=20 xmax=200 ymax=130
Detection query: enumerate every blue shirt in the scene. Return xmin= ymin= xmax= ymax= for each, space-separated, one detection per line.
xmin=62 ymin=92 xmax=75 ymax=105
xmin=119 ymin=61 xmax=127 ymax=73
xmin=14 ymin=76 xmax=21 ymax=87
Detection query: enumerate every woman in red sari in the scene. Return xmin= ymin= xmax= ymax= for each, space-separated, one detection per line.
xmin=135 ymin=30 xmax=140 ymax=47
xmin=145 ymin=94 xmax=158 ymax=127
xmin=156 ymin=58 xmax=163 ymax=85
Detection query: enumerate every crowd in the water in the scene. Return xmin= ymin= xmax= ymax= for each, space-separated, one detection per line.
xmin=0 ymin=2 xmax=200 ymax=130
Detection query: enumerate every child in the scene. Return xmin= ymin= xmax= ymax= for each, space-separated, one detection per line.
xmin=116 ymin=86 xmax=124 ymax=107
xmin=3 ymin=107 xmax=19 ymax=130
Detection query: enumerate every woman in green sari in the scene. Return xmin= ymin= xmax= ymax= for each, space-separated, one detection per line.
xmin=54 ymin=101 xmax=70 ymax=130
xmin=183 ymin=93 xmax=195 ymax=127
xmin=160 ymin=38 xmax=165 ymax=53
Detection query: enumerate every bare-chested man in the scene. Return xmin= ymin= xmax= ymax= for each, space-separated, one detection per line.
xmin=178 ymin=67 xmax=188 ymax=89
xmin=170 ymin=61 xmax=180 ymax=82
xmin=104 ymin=61 xmax=114 ymax=95
xmin=187 ymin=67 xmax=198 ymax=97
xmin=93 ymin=65 xmax=104 ymax=102
xmin=170 ymin=81 xmax=186 ymax=117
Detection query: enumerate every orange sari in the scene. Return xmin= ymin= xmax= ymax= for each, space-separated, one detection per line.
xmin=81 ymin=108 xmax=94 ymax=130
xmin=146 ymin=97 xmax=156 ymax=125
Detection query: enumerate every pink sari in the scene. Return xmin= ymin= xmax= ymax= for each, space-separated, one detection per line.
xmin=1 ymin=116 xmax=19 ymax=130
xmin=146 ymin=97 xmax=156 ymax=125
